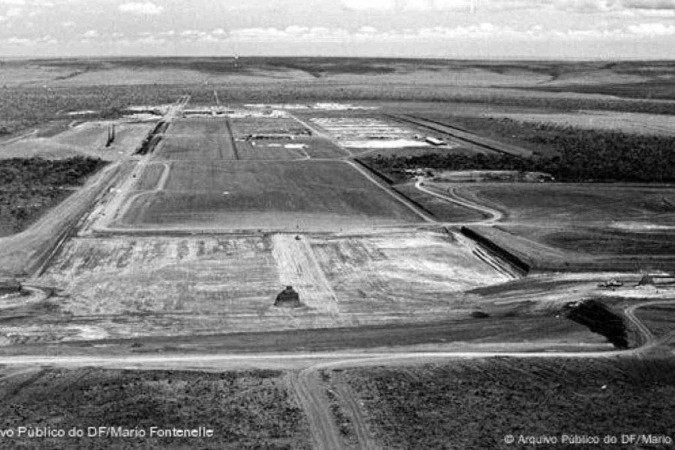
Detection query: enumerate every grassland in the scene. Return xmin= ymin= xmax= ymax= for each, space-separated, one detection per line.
xmin=331 ymin=358 xmax=675 ymax=449
xmin=0 ymin=367 xmax=310 ymax=449
xmin=1 ymin=58 xmax=674 ymax=138
xmin=0 ymin=157 xmax=107 ymax=237
xmin=449 ymin=183 xmax=675 ymax=271
xmin=454 ymin=184 xmax=675 ymax=225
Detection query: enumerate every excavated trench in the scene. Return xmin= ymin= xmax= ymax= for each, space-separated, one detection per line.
xmin=564 ymin=299 xmax=629 ymax=349
xmin=136 ymin=121 xmax=169 ymax=155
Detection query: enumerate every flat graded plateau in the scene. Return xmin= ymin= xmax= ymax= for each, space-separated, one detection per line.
xmin=8 ymin=105 xmax=661 ymax=349
xmin=115 ymin=160 xmax=425 ymax=232
xmin=14 ymin=230 xmax=514 ymax=342
xmin=155 ymin=116 xmax=346 ymax=161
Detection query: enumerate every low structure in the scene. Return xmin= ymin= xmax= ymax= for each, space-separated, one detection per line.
xmin=274 ymin=286 xmax=302 ymax=308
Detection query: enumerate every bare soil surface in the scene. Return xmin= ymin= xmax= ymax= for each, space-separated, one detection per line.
xmin=116 ymin=160 xmax=426 ymax=232
xmin=10 ymin=229 xmax=521 ymax=343
xmin=0 ymin=122 xmax=154 ymax=161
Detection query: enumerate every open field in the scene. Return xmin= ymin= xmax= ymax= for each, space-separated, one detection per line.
xmin=393 ymin=183 xmax=487 ymax=222
xmin=2 ymin=58 xmax=673 ymax=98
xmin=229 ymin=117 xmax=309 ymax=137
xmin=446 ymin=183 xmax=675 ymax=271
xmin=311 ymin=231 xmax=515 ymax=314
xmin=0 ymin=314 xmax=611 ymax=357
xmin=116 ymin=160 xmax=425 ymax=232
xmin=156 ymin=125 xmax=237 ymax=161
xmin=1 ymin=58 xmax=674 ymax=139
xmin=456 ymin=183 xmax=675 ymax=226
xmin=330 ymin=357 xmax=675 ymax=449
xmin=0 ymin=57 xmax=673 ymax=449
xmin=0 ymin=121 xmax=154 ymax=161
xmin=0 ymin=367 xmax=310 ymax=449
xmin=3 ymin=229 xmax=528 ymax=343
xmin=485 ymin=110 xmax=675 ymax=136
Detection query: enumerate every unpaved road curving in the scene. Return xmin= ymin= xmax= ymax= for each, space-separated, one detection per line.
xmin=415 ymin=179 xmax=504 ymax=224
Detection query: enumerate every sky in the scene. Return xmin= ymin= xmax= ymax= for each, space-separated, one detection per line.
xmin=0 ymin=0 xmax=674 ymax=59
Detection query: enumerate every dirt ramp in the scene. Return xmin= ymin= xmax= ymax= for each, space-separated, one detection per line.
xmin=271 ymin=234 xmax=338 ymax=315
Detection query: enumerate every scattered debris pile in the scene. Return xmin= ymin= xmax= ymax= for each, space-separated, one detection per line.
xmin=598 ymin=279 xmax=623 ymax=289
xmin=274 ymin=286 xmax=302 ymax=308
xmin=637 ymin=274 xmax=655 ymax=286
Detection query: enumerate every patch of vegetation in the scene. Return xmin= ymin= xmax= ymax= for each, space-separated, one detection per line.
xmin=0 ymin=368 xmax=310 ymax=449
xmin=2 ymin=79 xmax=674 ymax=136
xmin=564 ymin=300 xmax=628 ymax=348
xmin=0 ymin=85 xmax=182 ymax=135
xmin=324 ymin=388 xmax=357 ymax=444
xmin=0 ymin=157 xmax=107 ymax=236
xmin=361 ymin=118 xmax=675 ymax=183
xmin=341 ymin=358 xmax=675 ymax=449
xmin=529 ymin=80 xmax=675 ymax=100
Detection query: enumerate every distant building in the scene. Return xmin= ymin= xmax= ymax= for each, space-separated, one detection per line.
xmin=425 ymin=136 xmax=446 ymax=146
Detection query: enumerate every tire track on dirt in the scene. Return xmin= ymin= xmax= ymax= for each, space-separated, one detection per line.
xmin=289 ymin=368 xmax=343 ymax=450
xmin=225 ymin=120 xmax=240 ymax=160
xmin=332 ymin=380 xmax=381 ymax=450
xmin=345 ymin=160 xmax=435 ymax=223
xmin=414 ymin=179 xmax=503 ymax=224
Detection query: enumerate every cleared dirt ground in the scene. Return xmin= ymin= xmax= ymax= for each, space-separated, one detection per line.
xmin=0 ymin=227 xmax=527 ymax=345
xmin=311 ymin=231 xmax=515 ymax=315
xmin=116 ymin=160 xmax=425 ymax=232
xmin=0 ymin=229 xmax=519 ymax=343
xmin=156 ymin=118 xmax=237 ymax=160
xmin=0 ymin=122 xmax=154 ymax=161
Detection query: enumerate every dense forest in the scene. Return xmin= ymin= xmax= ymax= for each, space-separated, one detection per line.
xmin=362 ymin=119 xmax=675 ymax=183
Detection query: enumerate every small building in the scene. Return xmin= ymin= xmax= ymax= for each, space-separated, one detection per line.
xmin=425 ymin=136 xmax=446 ymax=146
xmin=274 ymin=286 xmax=302 ymax=308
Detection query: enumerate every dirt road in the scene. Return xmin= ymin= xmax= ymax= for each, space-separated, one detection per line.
xmin=1 ymin=298 xmax=671 ymax=449
xmin=289 ymin=368 xmax=343 ymax=450
xmin=415 ymin=179 xmax=504 ymax=224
